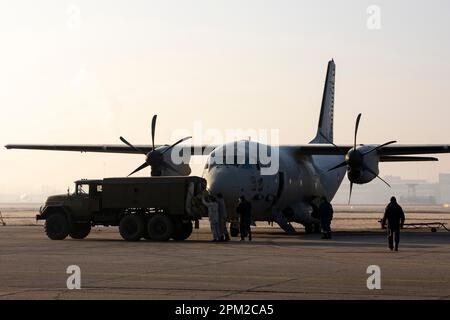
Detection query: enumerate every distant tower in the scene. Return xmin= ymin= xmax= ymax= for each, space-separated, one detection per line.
xmin=439 ymin=174 xmax=450 ymax=204
xmin=406 ymin=183 xmax=417 ymax=202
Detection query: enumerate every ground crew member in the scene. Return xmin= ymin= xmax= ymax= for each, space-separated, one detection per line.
xmin=382 ymin=196 xmax=405 ymax=251
xmin=236 ymin=196 xmax=252 ymax=241
xmin=319 ymin=197 xmax=333 ymax=239
xmin=216 ymin=193 xmax=230 ymax=241
xmin=202 ymin=194 xmax=221 ymax=242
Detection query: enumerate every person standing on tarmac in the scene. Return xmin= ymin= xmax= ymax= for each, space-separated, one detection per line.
xmin=216 ymin=193 xmax=230 ymax=241
xmin=236 ymin=196 xmax=252 ymax=241
xmin=382 ymin=196 xmax=405 ymax=251
xmin=319 ymin=197 xmax=333 ymax=239
xmin=202 ymin=194 xmax=221 ymax=242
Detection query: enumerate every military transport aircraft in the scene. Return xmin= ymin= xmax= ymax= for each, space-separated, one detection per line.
xmin=6 ymin=60 xmax=450 ymax=233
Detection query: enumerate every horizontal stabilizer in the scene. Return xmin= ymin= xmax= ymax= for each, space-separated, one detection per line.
xmin=380 ymin=156 xmax=438 ymax=162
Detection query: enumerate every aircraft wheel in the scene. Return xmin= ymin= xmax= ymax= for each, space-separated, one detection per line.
xmin=119 ymin=215 xmax=145 ymax=241
xmin=147 ymin=214 xmax=174 ymax=241
xmin=230 ymin=223 xmax=239 ymax=237
xmin=313 ymin=223 xmax=322 ymax=234
xmin=69 ymin=223 xmax=91 ymax=239
xmin=45 ymin=213 xmax=70 ymax=240
xmin=304 ymin=224 xmax=313 ymax=234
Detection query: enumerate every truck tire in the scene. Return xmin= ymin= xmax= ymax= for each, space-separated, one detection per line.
xmin=119 ymin=215 xmax=145 ymax=241
xmin=172 ymin=220 xmax=193 ymax=241
xmin=147 ymin=214 xmax=174 ymax=241
xmin=45 ymin=213 xmax=70 ymax=240
xmin=69 ymin=223 xmax=91 ymax=239
xmin=142 ymin=229 xmax=152 ymax=240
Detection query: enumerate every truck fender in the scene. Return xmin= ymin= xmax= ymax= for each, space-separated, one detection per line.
xmin=40 ymin=206 xmax=73 ymax=223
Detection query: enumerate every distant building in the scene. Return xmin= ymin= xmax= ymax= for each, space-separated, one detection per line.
xmin=334 ymin=173 xmax=450 ymax=205
xmin=439 ymin=174 xmax=450 ymax=204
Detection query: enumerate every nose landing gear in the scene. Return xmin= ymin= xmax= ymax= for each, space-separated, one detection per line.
xmin=304 ymin=223 xmax=321 ymax=234
xmin=230 ymin=222 xmax=239 ymax=237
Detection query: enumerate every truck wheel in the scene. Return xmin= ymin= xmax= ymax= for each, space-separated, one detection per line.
xmin=119 ymin=215 xmax=145 ymax=241
xmin=147 ymin=214 xmax=174 ymax=241
xmin=69 ymin=223 xmax=91 ymax=239
xmin=45 ymin=213 xmax=70 ymax=240
xmin=172 ymin=220 xmax=193 ymax=241
xmin=140 ymin=218 xmax=152 ymax=240
xmin=142 ymin=230 xmax=152 ymax=240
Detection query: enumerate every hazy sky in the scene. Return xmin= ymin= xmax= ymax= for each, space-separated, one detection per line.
xmin=1 ymin=0 xmax=450 ymax=196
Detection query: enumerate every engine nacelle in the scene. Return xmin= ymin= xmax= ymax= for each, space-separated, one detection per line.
xmin=346 ymin=145 xmax=380 ymax=184
xmin=150 ymin=145 xmax=192 ymax=176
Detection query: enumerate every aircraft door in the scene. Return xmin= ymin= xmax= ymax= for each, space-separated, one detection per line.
xmin=272 ymin=172 xmax=284 ymax=205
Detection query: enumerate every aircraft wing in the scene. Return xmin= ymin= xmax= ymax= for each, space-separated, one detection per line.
xmin=290 ymin=144 xmax=450 ymax=157
xmin=375 ymin=145 xmax=450 ymax=155
xmin=5 ymin=143 xmax=450 ymax=158
xmin=4 ymin=144 xmax=213 ymax=155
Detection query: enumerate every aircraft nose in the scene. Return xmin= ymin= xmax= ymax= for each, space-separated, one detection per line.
xmin=207 ymin=167 xmax=242 ymax=201
xmin=204 ymin=164 xmax=277 ymax=218
xmin=205 ymin=165 xmax=264 ymax=203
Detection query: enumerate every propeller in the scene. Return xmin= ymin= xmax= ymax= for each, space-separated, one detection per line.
xmin=325 ymin=113 xmax=396 ymax=203
xmin=120 ymin=115 xmax=192 ymax=176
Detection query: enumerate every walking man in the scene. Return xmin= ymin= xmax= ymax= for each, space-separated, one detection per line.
xmin=382 ymin=196 xmax=405 ymax=251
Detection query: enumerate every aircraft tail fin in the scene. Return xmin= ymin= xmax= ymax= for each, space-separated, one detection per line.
xmin=310 ymin=59 xmax=335 ymax=144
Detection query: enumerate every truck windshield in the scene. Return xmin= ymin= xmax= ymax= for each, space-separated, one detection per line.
xmin=76 ymin=184 xmax=87 ymax=195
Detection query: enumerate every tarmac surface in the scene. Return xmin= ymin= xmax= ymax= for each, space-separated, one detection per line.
xmin=0 ymin=224 xmax=449 ymax=300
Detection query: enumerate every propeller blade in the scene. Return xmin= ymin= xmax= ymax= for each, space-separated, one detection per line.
xmin=348 ymin=181 xmax=353 ymax=205
xmin=327 ymin=160 xmax=348 ymax=172
xmin=120 ymin=136 xmax=145 ymax=154
xmin=319 ymin=132 xmax=346 ymax=154
xmin=354 ymin=113 xmax=362 ymax=150
xmin=363 ymin=165 xmax=391 ymax=188
xmin=362 ymin=140 xmax=397 ymax=157
xmin=151 ymin=115 xmax=157 ymax=150
xmin=375 ymin=175 xmax=391 ymax=188
xmin=128 ymin=162 xmax=150 ymax=177
xmin=161 ymin=136 xmax=192 ymax=155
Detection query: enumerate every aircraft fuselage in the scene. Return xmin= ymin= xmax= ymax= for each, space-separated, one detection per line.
xmin=202 ymin=141 xmax=346 ymax=226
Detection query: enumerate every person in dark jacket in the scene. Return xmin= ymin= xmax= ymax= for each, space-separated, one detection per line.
xmin=382 ymin=196 xmax=405 ymax=251
xmin=319 ymin=197 xmax=334 ymax=239
xmin=236 ymin=196 xmax=252 ymax=241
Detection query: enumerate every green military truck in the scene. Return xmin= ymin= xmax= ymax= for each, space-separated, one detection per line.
xmin=38 ymin=176 xmax=207 ymax=241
